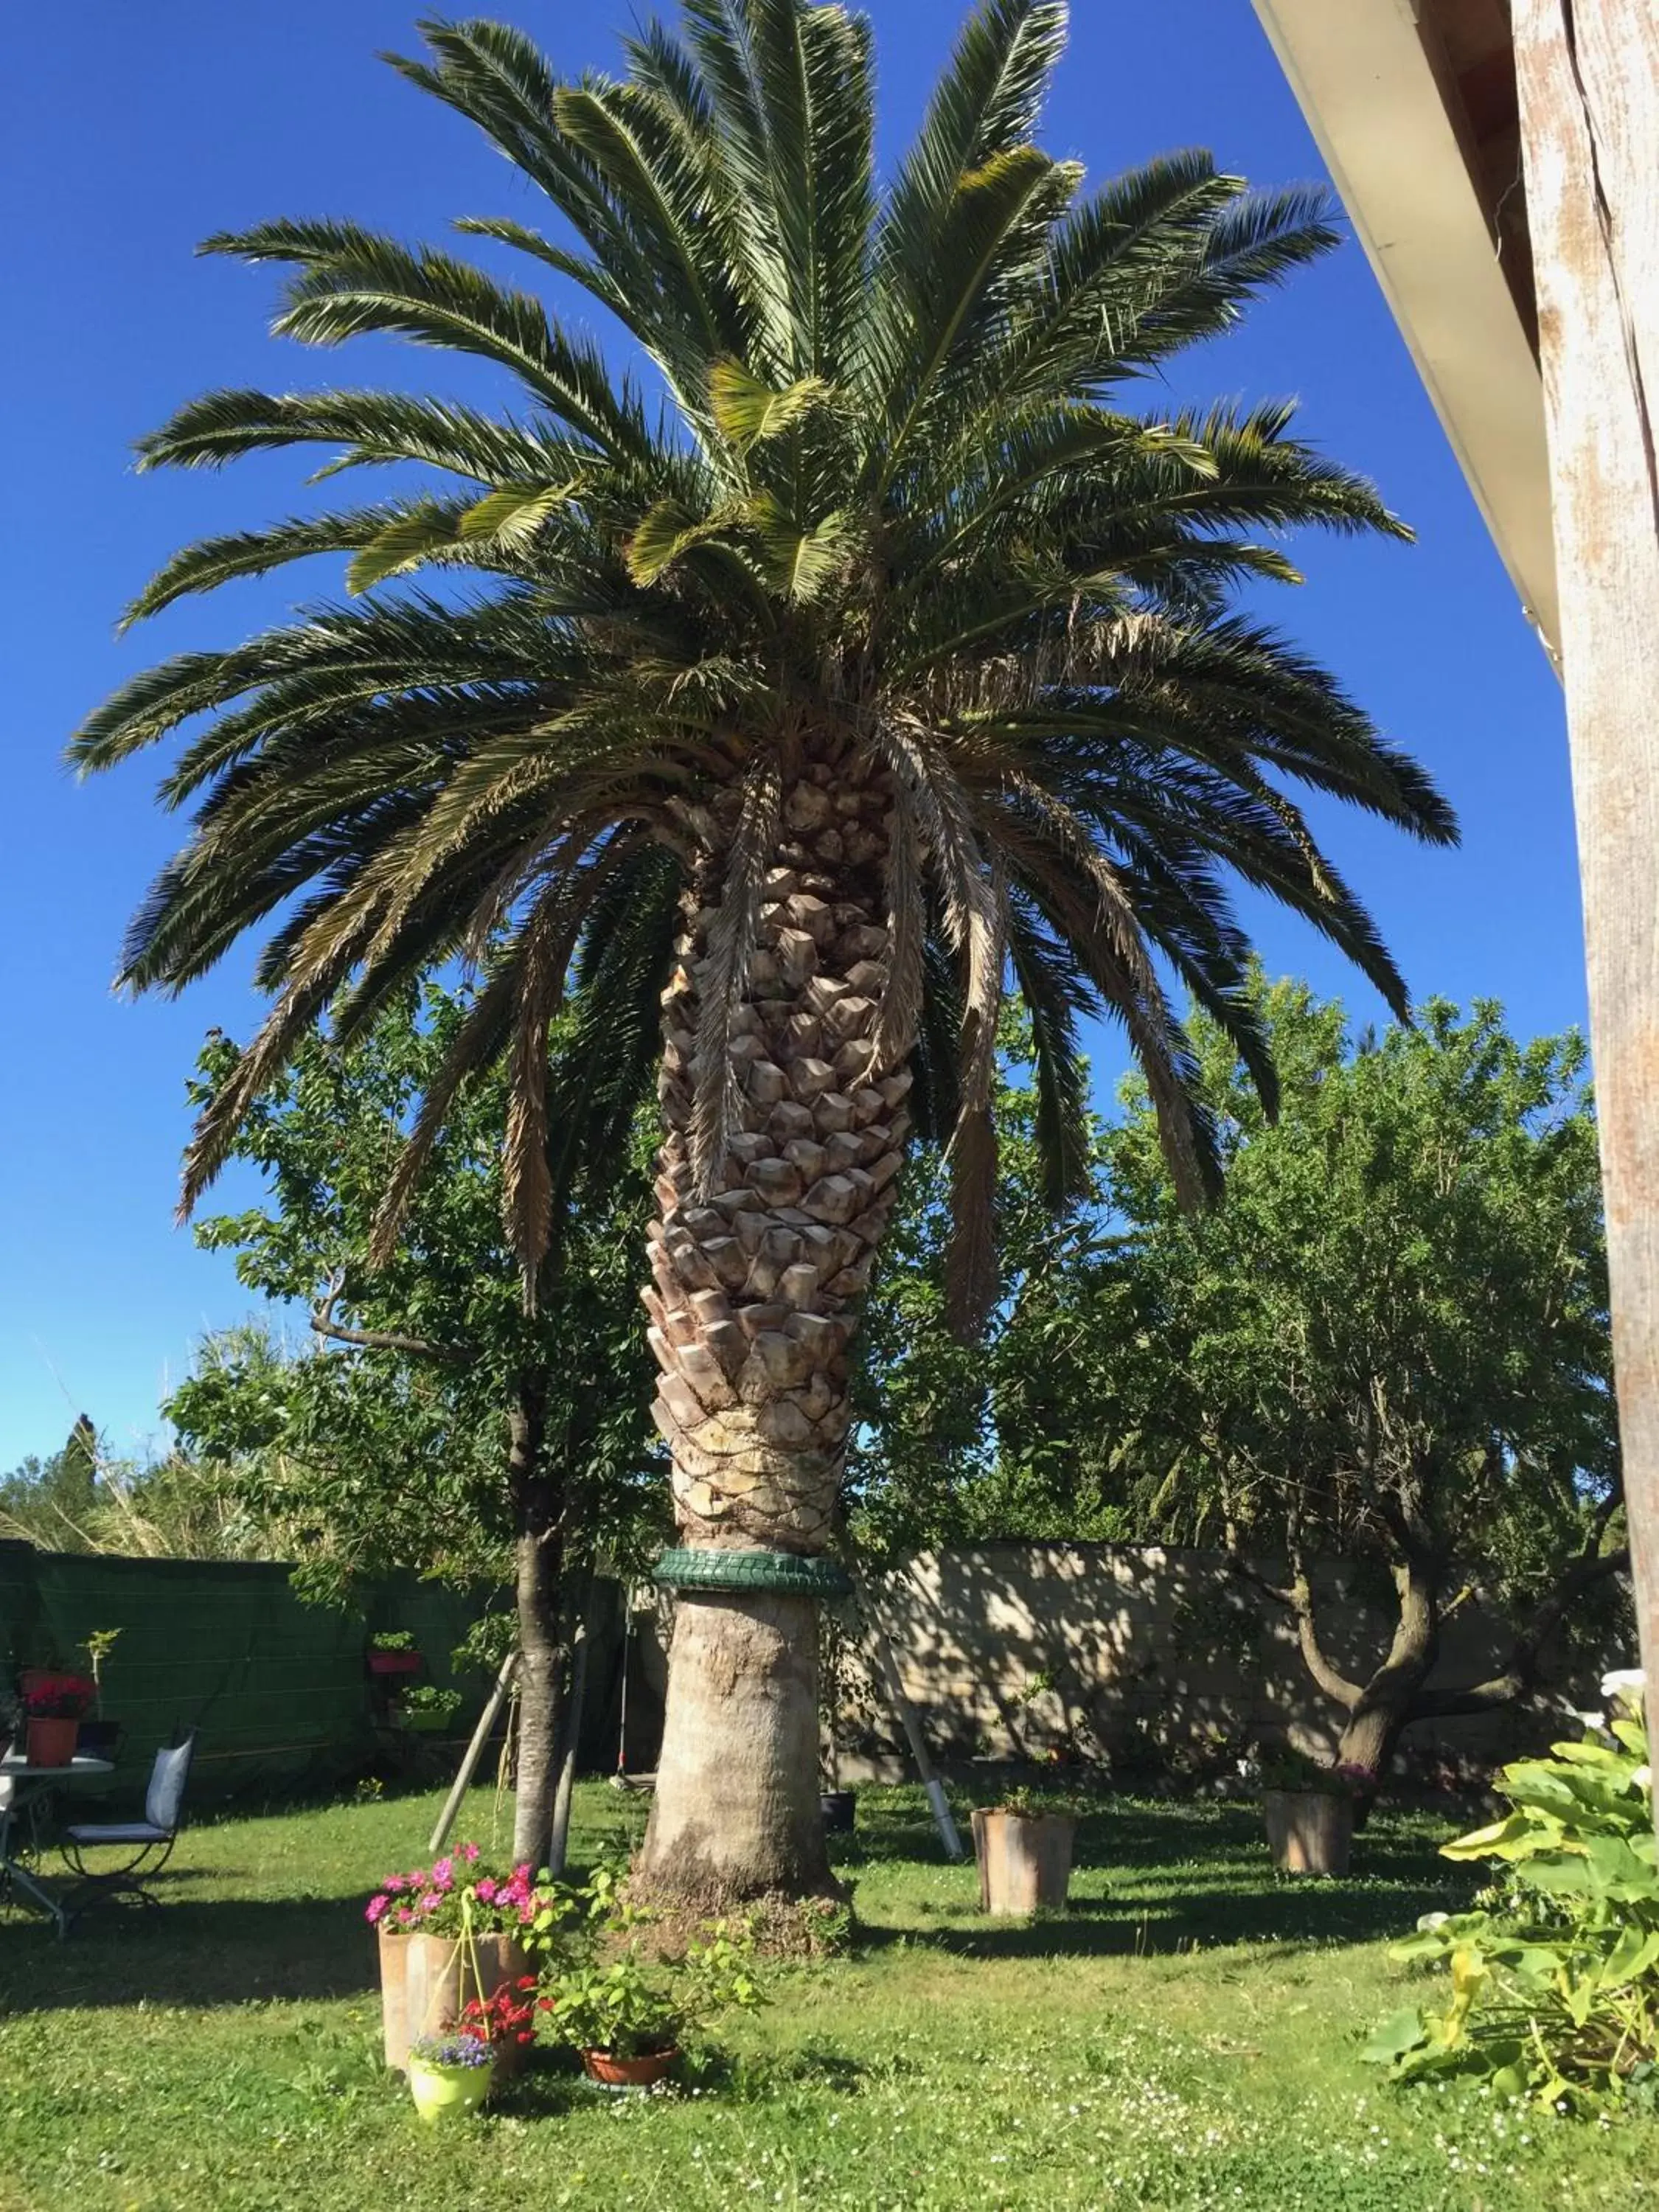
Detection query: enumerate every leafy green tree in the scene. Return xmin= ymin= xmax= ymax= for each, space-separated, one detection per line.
xmin=165 ymin=987 xmax=660 ymax=1860
xmin=0 ymin=1413 xmax=260 ymax=1562
xmin=1008 ymin=982 xmax=1627 ymax=1777
xmin=0 ymin=1418 xmax=103 ymax=1552
xmin=848 ymin=1008 xmax=1107 ymax=1556
xmin=75 ymin=3 xmax=1454 ymax=1899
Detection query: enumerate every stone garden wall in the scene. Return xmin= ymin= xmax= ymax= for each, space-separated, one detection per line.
xmin=834 ymin=1542 xmax=1623 ymax=1785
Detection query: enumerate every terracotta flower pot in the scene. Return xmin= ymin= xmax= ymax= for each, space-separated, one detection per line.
xmin=378 ymin=1927 xmax=531 ymax=2072
xmin=1263 ymin=1789 xmax=1353 ymax=1876
xmin=971 ymin=1808 xmax=1076 ymax=1915
xmin=24 ymin=1717 xmax=80 ymax=1767
xmin=581 ymin=2046 xmax=678 ymax=2089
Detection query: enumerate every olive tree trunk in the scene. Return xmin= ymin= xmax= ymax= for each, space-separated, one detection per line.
xmin=636 ymin=760 xmax=908 ymax=1903
xmin=507 ymin=1374 xmax=566 ymax=1871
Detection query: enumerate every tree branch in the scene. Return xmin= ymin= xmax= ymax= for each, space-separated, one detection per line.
xmin=1228 ymin=1546 xmax=1363 ymax=1711
xmin=309 ymin=1276 xmax=470 ymax=1366
xmin=1287 ymin=1554 xmax=1364 ymax=1712
xmin=1411 ymin=1539 xmax=1630 ymax=1722
xmin=1224 ymin=1554 xmax=1295 ymax=1610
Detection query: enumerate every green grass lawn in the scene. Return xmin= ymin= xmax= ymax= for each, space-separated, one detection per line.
xmin=1 ymin=1781 xmax=1654 ymax=2211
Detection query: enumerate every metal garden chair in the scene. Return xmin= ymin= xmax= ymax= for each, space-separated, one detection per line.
xmin=59 ymin=1732 xmax=196 ymax=1920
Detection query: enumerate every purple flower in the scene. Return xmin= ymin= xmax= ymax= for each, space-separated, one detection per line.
xmin=411 ymin=2034 xmax=493 ymax=2070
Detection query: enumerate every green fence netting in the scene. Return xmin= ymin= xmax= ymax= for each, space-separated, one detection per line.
xmin=0 ymin=1541 xmax=502 ymax=1804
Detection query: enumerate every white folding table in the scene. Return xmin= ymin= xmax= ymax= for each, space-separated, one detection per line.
xmin=0 ymin=1754 xmax=114 ymax=1937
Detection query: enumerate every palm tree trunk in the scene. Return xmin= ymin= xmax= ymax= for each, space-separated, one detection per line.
xmin=636 ymin=759 xmax=908 ymax=1902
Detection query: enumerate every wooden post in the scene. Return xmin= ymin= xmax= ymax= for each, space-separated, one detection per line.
xmin=1513 ymin=1 xmax=1659 ymax=1819
xmin=854 ymin=1585 xmax=964 ymax=1861
xmin=428 ymin=1649 xmax=519 ymax=1856
xmin=546 ymin=1584 xmax=594 ymax=1878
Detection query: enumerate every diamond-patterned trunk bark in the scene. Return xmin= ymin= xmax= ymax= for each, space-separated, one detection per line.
xmin=637 ymin=759 xmax=908 ymax=1901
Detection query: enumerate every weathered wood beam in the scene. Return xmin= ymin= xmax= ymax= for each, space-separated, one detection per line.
xmin=1514 ymin=1 xmax=1659 ymax=1801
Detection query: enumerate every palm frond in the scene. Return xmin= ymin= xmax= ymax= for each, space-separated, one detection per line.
xmin=77 ymin=0 xmax=1452 ymax=1294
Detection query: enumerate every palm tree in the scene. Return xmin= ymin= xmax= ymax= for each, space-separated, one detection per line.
xmin=77 ymin=0 xmax=1455 ymax=1902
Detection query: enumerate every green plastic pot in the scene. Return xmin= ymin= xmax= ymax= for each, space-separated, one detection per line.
xmin=407 ymin=2055 xmax=495 ymax=2122
xmin=401 ymin=1707 xmax=454 ymax=1735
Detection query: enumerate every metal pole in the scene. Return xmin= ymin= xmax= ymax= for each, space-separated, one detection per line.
xmin=428 ymin=1648 xmax=518 ymax=1855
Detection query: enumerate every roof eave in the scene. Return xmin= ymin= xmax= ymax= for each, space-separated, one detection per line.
xmin=1251 ymin=0 xmax=1559 ymax=656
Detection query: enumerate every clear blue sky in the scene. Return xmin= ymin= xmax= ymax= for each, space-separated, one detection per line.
xmin=1 ymin=1 xmax=1581 ymax=1470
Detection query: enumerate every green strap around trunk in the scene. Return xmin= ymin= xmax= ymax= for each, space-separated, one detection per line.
xmin=653 ymin=1546 xmax=852 ymax=1598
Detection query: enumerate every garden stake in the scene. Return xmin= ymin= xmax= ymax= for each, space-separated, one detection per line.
xmin=428 ymin=1648 xmax=519 ymax=1855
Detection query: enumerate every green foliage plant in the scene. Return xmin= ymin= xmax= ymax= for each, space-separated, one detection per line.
xmin=1368 ymin=1677 xmax=1659 ymax=2112
xmin=1255 ymin=1745 xmax=1369 ymax=1798
xmin=80 ymin=1629 xmax=122 ymax=1716
xmin=1006 ymin=982 xmax=1627 ymax=1775
xmin=396 ymin=1683 xmax=462 ymax=1728
xmin=542 ymin=1922 xmax=765 ymax=2060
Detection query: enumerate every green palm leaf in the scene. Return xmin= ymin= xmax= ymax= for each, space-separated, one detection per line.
xmin=77 ymin=0 xmax=1454 ymax=1334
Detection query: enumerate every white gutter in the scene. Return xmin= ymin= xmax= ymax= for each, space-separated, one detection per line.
xmin=1251 ymin=0 xmax=1559 ymax=655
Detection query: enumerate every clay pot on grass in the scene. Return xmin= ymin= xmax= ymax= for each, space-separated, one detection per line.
xmin=971 ymin=1806 xmax=1076 ymax=1915
xmin=581 ymin=2046 xmax=678 ymax=2090
xmin=1263 ymin=1788 xmax=1353 ymax=1876
xmin=378 ymin=1927 xmax=532 ymax=2073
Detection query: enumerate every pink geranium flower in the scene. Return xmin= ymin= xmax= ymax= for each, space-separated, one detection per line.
xmin=365 ymin=1896 xmax=388 ymax=1924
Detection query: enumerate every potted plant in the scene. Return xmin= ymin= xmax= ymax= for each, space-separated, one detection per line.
xmin=403 ymin=1972 xmax=541 ymax=2121
xmin=368 ymin=1630 xmax=424 ymax=1677
xmin=395 ymin=1683 xmax=461 ymax=1734
xmin=541 ymin=1922 xmax=764 ymax=2090
xmin=366 ymin=1846 xmax=577 ymax=2072
xmin=971 ymin=1787 xmax=1077 ymax=1916
xmin=21 ymin=1679 xmax=93 ymax=1767
xmin=77 ymin=1629 xmax=123 ymax=1759
xmin=18 ymin=1662 xmax=95 ymax=1705
xmin=1258 ymin=1746 xmax=1371 ymax=1875
xmin=406 ymin=2031 xmax=495 ymax=2123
